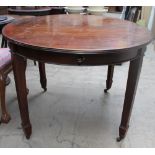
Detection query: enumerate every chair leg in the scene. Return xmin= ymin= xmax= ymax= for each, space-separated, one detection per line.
xmin=4 ymin=39 xmax=7 ymax=48
xmin=1 ymin=36 xmax=7 ymax=48
xmin=34 ymin=61 xmax=37 ymax=66
xmin=0 ymin=74 xmax=11 ymax=124
xmin=1 ymin=37 xmax=5 ymax=48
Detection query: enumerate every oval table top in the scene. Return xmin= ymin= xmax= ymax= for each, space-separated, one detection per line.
xmin=2 ymin=14 xmax=153 ymax=54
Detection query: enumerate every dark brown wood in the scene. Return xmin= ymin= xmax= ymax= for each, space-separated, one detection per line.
xmin=2 ymin=15 xmax=153 ymax=140
xmin=117 ymin=49 xmax=145 ymax=141
xmin=50 ymin=7 xmax=65 ymax=15
xmin=2 ymin=15 xmax=152 ymax=52
xmin=0 ymin=62 xmax=12 ymax=124
xmin=104 ymin=65 xmax=114 ymax=93
xmin=12 ymin=53 xmax=31 ymax=139
xmin=0 ymin=15 xmax=44 ymax=126
xmin=38 ymin=62 xmax=47 ymax=91
xmin=7 ymin=43 xmax=142 ymax=66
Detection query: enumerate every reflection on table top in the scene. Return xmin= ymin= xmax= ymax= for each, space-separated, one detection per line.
xmin=3 ymin=14 xmax=153 ymax=53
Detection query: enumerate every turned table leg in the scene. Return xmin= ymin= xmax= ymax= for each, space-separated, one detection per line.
xmin=117 ymin=51 xmax=144 ymax=142
xmin=12 ymin=53 xmax=32 ymax=139
xmin=104 ymin=65 xmax=114 ymax=93
xmin=38 ymin=62 xmax=47 ymax=91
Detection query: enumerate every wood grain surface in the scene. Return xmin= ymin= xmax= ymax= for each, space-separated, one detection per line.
xmin=2 ymin=14 xmax=152 ymax=53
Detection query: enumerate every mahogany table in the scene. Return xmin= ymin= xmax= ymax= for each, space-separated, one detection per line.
xmin=2 ymin=15 xmax=152 ymax=141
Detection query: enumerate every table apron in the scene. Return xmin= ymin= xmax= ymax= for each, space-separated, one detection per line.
xmin=9 ymin=43 xmax=144 ymax=66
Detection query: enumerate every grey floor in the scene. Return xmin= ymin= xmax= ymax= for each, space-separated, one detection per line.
xmin=0 ymin=20 xmax=155 ymax=147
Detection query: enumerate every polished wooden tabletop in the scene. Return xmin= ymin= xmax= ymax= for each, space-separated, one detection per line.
xmin=3 ymin=14 xmax=152 ymax=53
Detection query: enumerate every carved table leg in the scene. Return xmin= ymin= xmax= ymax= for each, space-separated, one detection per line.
xmin=117 ymin=52 xmax=144 ymax=142
xmin=12 ymin=53 xmax=32 ymax=139
xmin=38 ymin=62 xmax=47 ymax=91
xmin=0 ymin=74 xmax=11 ymax=124
xmin=104 ymin=65 xmax=114 ymax=93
